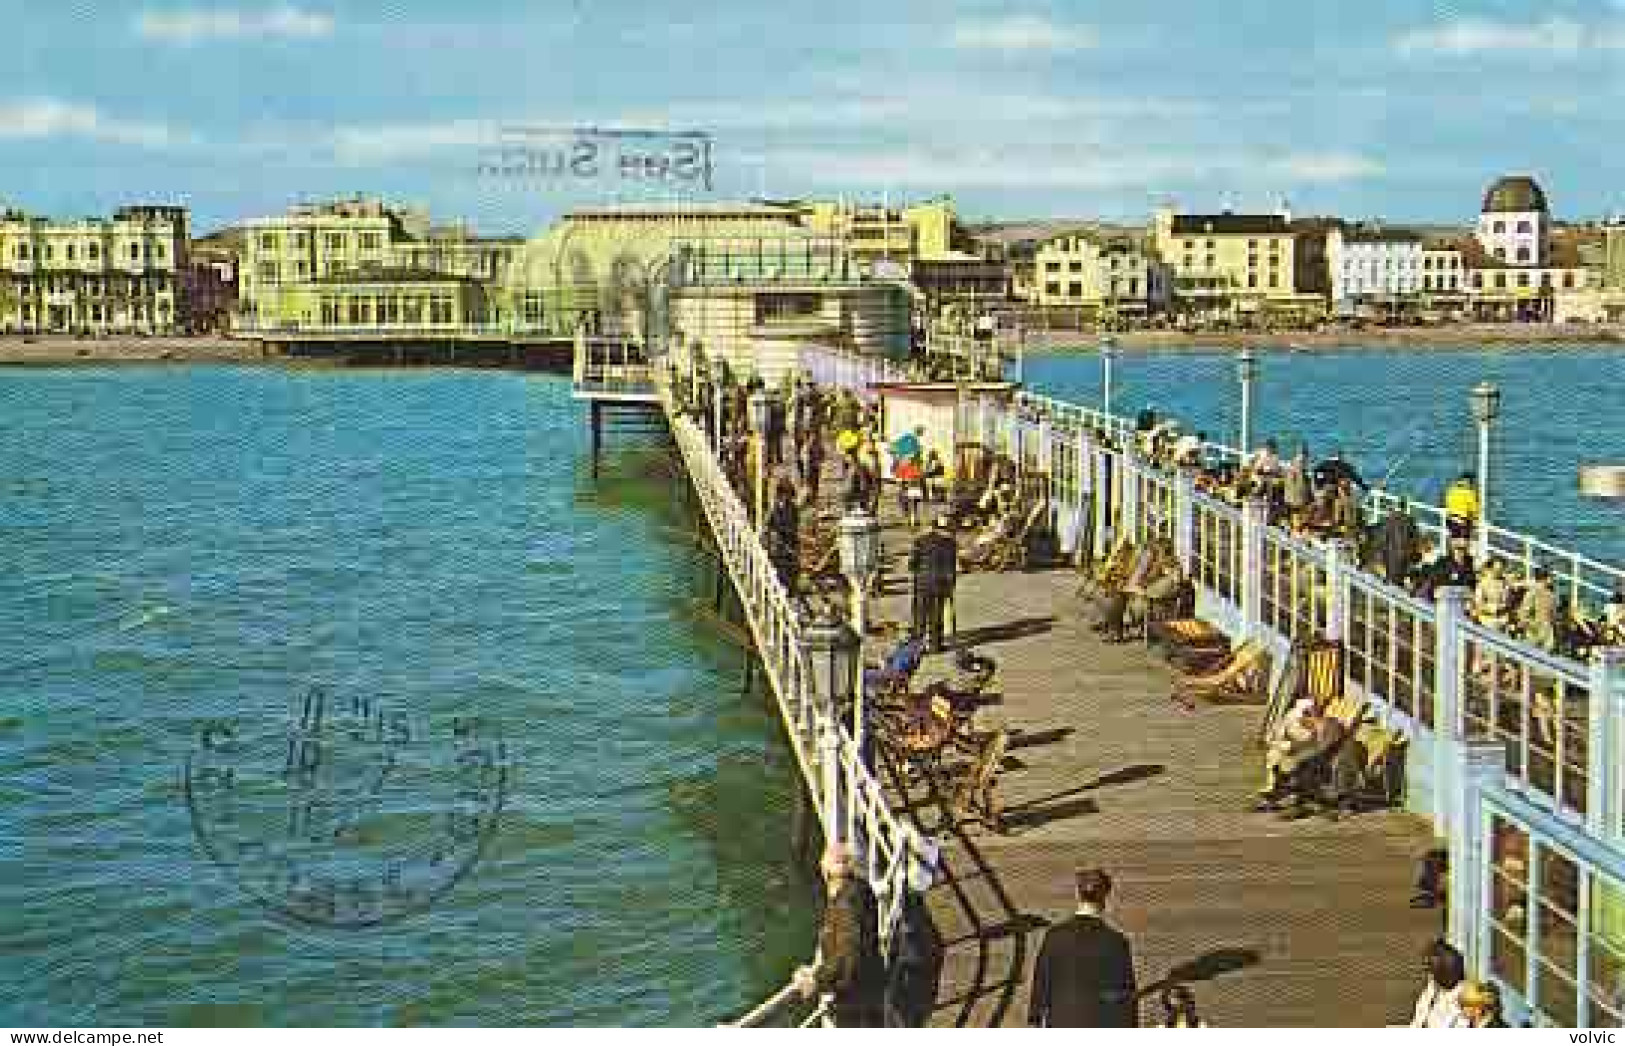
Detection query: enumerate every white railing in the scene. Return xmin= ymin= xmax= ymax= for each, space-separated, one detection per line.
xmin=658 ymin=376 xmax=933 ymax=1026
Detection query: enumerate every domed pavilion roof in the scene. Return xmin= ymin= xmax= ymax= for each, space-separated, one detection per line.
xmin=1481 ymin=175 xmax=1549 ymax=214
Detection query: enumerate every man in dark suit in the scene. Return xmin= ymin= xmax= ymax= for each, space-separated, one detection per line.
xmin=909 ymin=516 xmax=959 ymax=652
xmin=793 ymin=843 xmax=887 ymax=1026
xmin=1029 ymin=868 xmax=1137 ymax=1027
xmin=1375 ymin=497 xmax=1422 ymax=588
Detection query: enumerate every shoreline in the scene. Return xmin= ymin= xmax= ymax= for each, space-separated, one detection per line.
xmin=0 ymin=335 xmax=269 ymax=366
xmin=1022 ymin=323 xmax=1625 ymax=354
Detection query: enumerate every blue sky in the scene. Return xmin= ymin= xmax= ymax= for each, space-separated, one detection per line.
xmin=3 ymin=0 xmax=1625 ymax=235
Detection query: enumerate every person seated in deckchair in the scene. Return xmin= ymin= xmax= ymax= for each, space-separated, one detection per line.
xmin=1256 ymin=696 xmax=1346 ymax=812
xmin=1127 ymin=555 xmax=1186 ymax=633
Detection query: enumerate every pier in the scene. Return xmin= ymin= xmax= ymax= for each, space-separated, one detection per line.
xmin=577 ymin=308 xmax=1625 ymax=1028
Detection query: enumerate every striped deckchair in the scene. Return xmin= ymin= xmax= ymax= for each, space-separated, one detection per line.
xmin=1172 ymin=639 xmax=1272 ymax=706
xmin=1303 ymin=640 xmax=1345 ymax=703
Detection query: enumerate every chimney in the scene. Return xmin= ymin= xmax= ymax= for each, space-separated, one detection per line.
xmin=1277 ymin=195 xmax=1293 ymax=224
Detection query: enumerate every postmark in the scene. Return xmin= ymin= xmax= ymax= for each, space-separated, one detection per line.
xmin=475 ymin=125 xmax=714 ymax=192
xmin=185 ymin=686 xmax=508 ymax=929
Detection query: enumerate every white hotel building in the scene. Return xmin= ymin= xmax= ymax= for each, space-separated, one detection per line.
xmin=1327 ymin=223 xmax=1424 ymax=318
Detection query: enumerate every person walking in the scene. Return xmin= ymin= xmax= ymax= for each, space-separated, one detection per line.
xmin=765 ymin=480 xmax=800 ymax=591
xmin=1028 ymin=868 xmax=1138 ymax=1028
xmin=1375 ymin=497 xmax=1422 ymax=587
xmin=909 ymin=516 xmax=959 ymax=653
xmin=1445 ymin=472 xmax=1481 ymax=543
xmin=792 ymin=843 xmax=887 ymax=1027
xmin=1158 ymin=985 xmax=1208 ymax=1027
xmin=1282 ymin=445 xmax=1312 ymax=530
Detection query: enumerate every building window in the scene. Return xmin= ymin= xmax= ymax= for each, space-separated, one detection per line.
xmin=1247 ymin=239 xmax=1257 ymax=248
xmin=754 ymin=291 xmax=820 ymax=324
xmin=65 ymin=244 xmax=75 ymax=261
xmin=1248 ymin=254 xmax=1258 ymax=268
xmin=1517 ymin=220 xmax=1532 ymax=234
xmin=154 ymin=243 xmax=165 ymax=260
xmin=1068 ymin=261 xmax=1082 ymax=273
xmin=359 ymin=232 xmax=383 ymax=250
xmin=1128 ymin=278 xmax=1139 ymax=295
xmin=1247 ymin=273 xmax=1258 ymax=288
xmin=1044 ymin=261 xmax=1061 ymax=273
xmin=1067 ymin=281 xmax=1083 ymax=297
xmin=1204 ymin=255 xmax=1215 ymax=269
xmin=88 ymin=243 xmax=99 ymax=260
xmin=258 ymin=261 xmax=278 ymax=281
xmin=1044 ymin=281 xmax=1060 ymax=296
xmin=260 ymin=233 xmax=277 ymax=250
xmin=1494 ymin=274 xmax=1507 ymax=289
xmin=292 ymin=232 xmax=308 ymax=248
xmin=129 ymin=244 xmax=139 ymax=261
xmin=1183 ymin=239 xmax=1194 ymax=249
xmin=1493 ymin=221 xmax=1506 ymax=234
xmin=1518 ymin=273 xmax=1531 ymax=288
xmin=1564 ymin=272 xmax=1576 ymax=289
xmin=1268 ymin=274 xmax=1278 ymax=288
xmin=325 ymin=233 xmax=347 ymax=251
xmin=42 ymin=244 xmax=53 ymax=261
xmin=1517 ymin=246 xmax=1532 ymax=262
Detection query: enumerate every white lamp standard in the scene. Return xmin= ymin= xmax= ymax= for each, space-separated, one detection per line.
xmin=1470 ymin=382 xmax=1500 ymax=559
xmin=1100 ymin=336 xmax=1118 ymax=418
xmin=710 ymin=357 xmax=728 ymax=449
xmin=1237 ymin=348 xmax=1259 ymax=454
xmin=748 ymin=388 xmax=772 ymax=531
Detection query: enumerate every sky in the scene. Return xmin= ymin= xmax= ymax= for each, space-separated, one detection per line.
xmin=4 ymin=0 xmax=1625 ymax=237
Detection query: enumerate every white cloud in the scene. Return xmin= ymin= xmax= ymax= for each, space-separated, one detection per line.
xmin=329 ymin=119 xmax=511 ymax=164
xmin=1392 ymin=17 xmax=1625 ymax=57
xmin=136 ymin=5 xmax=334 ymax=44
xmin=949 ymin=15 xmax=1096 ymax=54
xmin=0 ymin=98 xmax=183 ymax=148
xmin=1268 ymin=153 xmax=1385 ymax=182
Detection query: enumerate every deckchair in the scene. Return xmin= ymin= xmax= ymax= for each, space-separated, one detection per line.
xmin=1079 ymin=537 xmax=1136 ymax=601
xmin=1149 ymin=616 xmax=1229 ymax=661
xmin=986 ymin=499 xmax=1048 ymax=572
xmin=1172 ymin=638 xmax=1272 ymax=705
xmin=947 ymin=728 xmax=1008 ymax=833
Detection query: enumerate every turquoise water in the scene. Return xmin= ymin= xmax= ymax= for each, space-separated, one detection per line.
xmin=1026 ymin=345 xmax=1625 ymax=568
xmin=0 ymin=366 xmax=813 ymax=1026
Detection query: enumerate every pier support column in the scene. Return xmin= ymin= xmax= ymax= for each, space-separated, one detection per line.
xmin=1587 ymin=648 xmax=1625 ymax=837
xmin=1239 ymin=493 xmax=1270 ymax=641
xmin=1173 ymin=466 xmax=1198 ymax=575
xmin=1432 ymin=586 xmax=1471 ymax=834
xmin=589 ymin=400 xmax=603 ymax=478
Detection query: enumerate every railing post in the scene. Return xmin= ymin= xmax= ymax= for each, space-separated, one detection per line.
xmin=1447 ymin=742 xmax=1506 ymax=969
xmin=1587 ymin=647 xmax=1625 ymax=839
xmin=1075 ymin=425 xmax=1094 ymax=566
xmin=1433 ymin=585 xmax=1471 ymax=835
xmin=1120 ymin=448 xmax=1141 ymax=541
xmin=1239 ymin=493 xmax=1270 ymax=641
xmin=1093 ymin=443 xmax=1113 ymax=560
xmin=1173 ymin=465 xmax=1197 ymax=574
xmin=1323 ymin=538 xmax=1355 ymax=643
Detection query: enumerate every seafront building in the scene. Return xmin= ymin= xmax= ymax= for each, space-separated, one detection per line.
xmin=0 ymin=204 xmax=187 ymax=334
xmin=1149 ymin=204 xmax=1326 ymax=325
xmin=1327 ymin=223 xmax=1425 ymax=321
xmin=1030 ymin=228 xmax=1167 ymax=323
xmin=236 ymin=197 xmax=522 ymax=332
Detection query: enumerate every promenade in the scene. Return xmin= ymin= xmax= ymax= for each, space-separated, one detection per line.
xmin=851 ymin=502 xmax=1441 ymax=1026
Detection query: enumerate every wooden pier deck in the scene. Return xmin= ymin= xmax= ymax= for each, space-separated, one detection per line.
xmin=853 ymin=508 xmax=1443 ymax=1027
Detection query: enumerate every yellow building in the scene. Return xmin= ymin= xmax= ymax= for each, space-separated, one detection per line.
xmin=1151 ymin=206 xmax=1322 ymax=323
xmin=792 ymin=197 xmax=957 ymax=265
xmin=0 ymin=204 xmax=187 ymax=334
xmin=238 ymin=197 xmax=521 ymax=331
xmin=276 ymin=269 xmax=495 ymax=331
xmin=1032 ymin=229 xmax=1163 ymax=320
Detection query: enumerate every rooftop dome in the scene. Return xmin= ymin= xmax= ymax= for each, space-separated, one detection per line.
xmin=1482 ymin=175 xmax=1549 ymax=214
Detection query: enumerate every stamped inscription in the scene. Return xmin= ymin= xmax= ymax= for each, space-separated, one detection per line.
xmin=185 ymin=686 xmax=508 ymax=929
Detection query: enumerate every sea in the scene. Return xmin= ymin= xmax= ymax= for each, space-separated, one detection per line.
xmin=2 ymin=346 xmax=1621 ymax=1025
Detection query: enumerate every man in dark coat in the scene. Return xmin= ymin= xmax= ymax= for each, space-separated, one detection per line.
xmin=793 ymin=843 xmax=887 ymax=1026
xmin=1312 ymin=450 xmax=1368 ymax=492
xmin=1029 ymin=867 xmax=1137 ymax=1028
xmin=765 ymin=481 xmax=800 ymax=590
xmin=1376 ymin=498 xmax=1422 ymax=587
xmin=909 ymin=516 xmax=959 ymax=652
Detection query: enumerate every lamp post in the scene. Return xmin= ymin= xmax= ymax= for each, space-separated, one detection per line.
xmin=748 ymin=388 xmax=771 ymax=531
xmin=1100 ymin=336 xmax=1117 ymax=418
xmin=710 ymin=357 xmax=728 ymax=450
xmin=1236 ymin=348 xmax=1259 ymax=454
xmin=1470 ymin=381 xmax=1500 ymax=559
xmin=803 ymin=608 xmax=863 ymax=782
xmin=837 ymin=507 xmax=882 ymax=642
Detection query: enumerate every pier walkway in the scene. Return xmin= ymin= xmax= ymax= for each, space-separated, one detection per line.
xmin=852 ymin=503 xmax=1440 ymax=1027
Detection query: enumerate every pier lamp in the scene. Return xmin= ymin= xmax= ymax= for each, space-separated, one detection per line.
xmin=1236 ymin=348 xmax=1259 ymax=453
xmin=1470 ymin=382 xmax=1500 ymax=558
xmin=803 ymin=609 xmax=861 ymax=716
xmin=748 ymin=388 xmax=772 ymax=530
xmin=1099 ymin=336 xmax=1118 ymax=419
xmin=838 ymin=507 xmax=882 ymax=641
